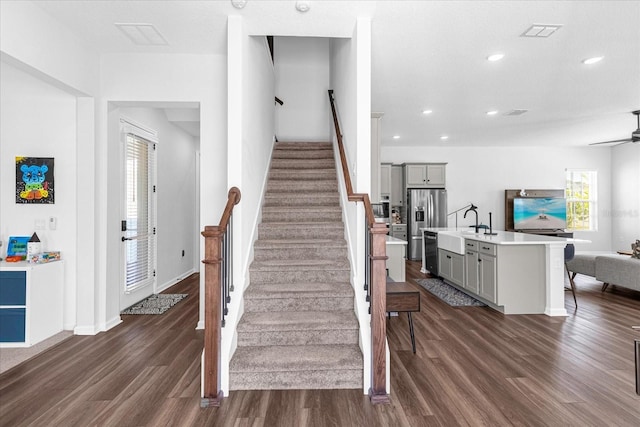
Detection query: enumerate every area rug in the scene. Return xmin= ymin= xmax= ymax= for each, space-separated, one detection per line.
xmin=416 ymin=278 xmax=485 ymax=307
xmin=121 ymin=294 xmax=187 ymax=315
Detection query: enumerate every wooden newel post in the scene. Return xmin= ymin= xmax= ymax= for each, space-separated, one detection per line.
xmin=201 ymin=225 xmax=223 ymax=407
xmin=369 ymin=222 xmax=391 ymax=404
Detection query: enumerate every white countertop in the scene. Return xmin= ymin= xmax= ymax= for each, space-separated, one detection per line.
xmin=420 ymin=227 xmax=462 ymax=233
xmin=0 ymin=260 xmax=63 ymax=270
xmin=386 ymin=235 xmax=408 ymax=245
xmin=423 ymin=228 xmax=577 ymax=245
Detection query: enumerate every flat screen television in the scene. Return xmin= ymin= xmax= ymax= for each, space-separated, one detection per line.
xmin=513 ymin=197 xmax=567 ymax=230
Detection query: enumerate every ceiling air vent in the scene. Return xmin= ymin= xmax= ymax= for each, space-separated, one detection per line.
xmin=115 ymin=23 xmax=168 ymax=46
xmin=504 ymin=109 xmax=529 ymax=116
xmin=521 ymin=24 xmax=562 ymax=38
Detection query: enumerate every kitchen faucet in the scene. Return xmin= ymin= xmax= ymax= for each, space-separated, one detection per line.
xmin=463 ymin=204 xmax=479 ymax=233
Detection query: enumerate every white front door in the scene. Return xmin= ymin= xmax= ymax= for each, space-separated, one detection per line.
xmin=120 ymin=119 xmax=157 ymax=310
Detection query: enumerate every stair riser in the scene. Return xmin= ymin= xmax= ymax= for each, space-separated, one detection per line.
xmin=258 ymin=226 xmax=344 ymax=240
xmin=250 ymin=269 xmax=350 ymax=284
xmin=263 ymin=196 xmax=339 ymax=207
xmin=271 ymin=159 xmax=335 ymax=169
xmin=230 ymin=369 xmax=363 ymax=390
xmin=266 ymin=181 xmax=338 ymax=192
xmin=269 ymin=171 xmax=336 ymax=180
xmin=272 ymin=151 xmax=334 ymax=160
xmin=244 ymin=296 xmax=354 ymax=312
xmin=253 ymin=247 xmax=347 ymax=261
xmin=237 ymin=329 xmax=358 ymax=347
xmin=262 ymin=211 xmax=342 ymax=223
xmin=275 ymin=142 xmax=332 ymax=150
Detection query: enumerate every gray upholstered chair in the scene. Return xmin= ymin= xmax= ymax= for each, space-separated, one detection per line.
xmin=564 ymin=244 xmax=578 ymax=307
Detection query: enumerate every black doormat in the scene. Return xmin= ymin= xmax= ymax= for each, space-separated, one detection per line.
xmin=121 ymin=294 xmax=187 ymax=315
xmin=416 ymin=278 xmax=485 ymax=307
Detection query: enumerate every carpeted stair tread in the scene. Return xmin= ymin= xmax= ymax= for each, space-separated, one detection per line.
xmin=269 ymin=169 xmax=336 ymax=179
xmin=254 ymin=239 xmax=347 ymax=248
xmin=274 ymin=141 xmax=332 ymax=149
xmin=270 ymin=159 xmax=335 ymax=169
xmin=250 ymin=259 xmax=350 ymax=270
xmin=237 ymin=311 xmax=358 ymax=332
xmin=244 ymin=282 xmax=353 ymax=298
xmin=230 ymin=344 xmax=362 ymax=373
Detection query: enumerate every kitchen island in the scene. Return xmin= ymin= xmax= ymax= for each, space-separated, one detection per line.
xmin=421 ymin=228 xmax=578 ymax=316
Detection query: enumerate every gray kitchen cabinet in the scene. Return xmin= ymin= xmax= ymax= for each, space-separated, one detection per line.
xmin=390 ymin=224 xmax=407 ymax=241
xmin=404 ymin=163 xmax=446 ymax=188
xmin=438 ymin=248 xmax=464 ymax=287
xmin=391 ymin=165 xmax=404 ymax=206
xmin=478 ymin=252 xmax=497 ymax=302
xmin=464 ymin=240 xmax=497 ymax=303
xmin=464 ymin=247 xmax=479 ymax=293
xmin=380 ymin=163 xmax=391 ymax=200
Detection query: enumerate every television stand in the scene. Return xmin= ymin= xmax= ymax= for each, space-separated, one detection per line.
xmin=516 ymin=229 xmax=573 ymax=238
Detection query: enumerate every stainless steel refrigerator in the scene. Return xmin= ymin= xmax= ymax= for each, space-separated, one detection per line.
xmin=406 ymin=189 xmax=447 ymax=261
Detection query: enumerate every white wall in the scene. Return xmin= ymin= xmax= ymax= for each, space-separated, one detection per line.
xmin=329 ymin=18 xmax=377 ymax=395
xmin=221 ymin=17 xmax=276 ymax=394
xmin=274 ymin=37 xmax=330 ymax=142
xmin=2 ymin=0 xmax=100 ymax=335
xmin=381 ymin=145 xmax=613 ymax=251
xmin=0 ymin=61 xmax=78 ymax=330
xmin=117 ymin=107 xmax=199 ymax=291
xmin=0 ymin=0 xmax=98 ymax=96
xmin=611 ymin=143 xmax=640 ymax=250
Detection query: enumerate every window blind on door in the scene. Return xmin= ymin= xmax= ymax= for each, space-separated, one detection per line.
xmin=124 ymin=132 xmax=156 ymax=293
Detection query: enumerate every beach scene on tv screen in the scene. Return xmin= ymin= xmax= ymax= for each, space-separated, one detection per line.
xmin=514 ymin=198 xmax=567 ymax=230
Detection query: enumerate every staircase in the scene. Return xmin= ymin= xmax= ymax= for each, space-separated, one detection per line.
xmin=229 ymin=141 xmax=363 ymax=390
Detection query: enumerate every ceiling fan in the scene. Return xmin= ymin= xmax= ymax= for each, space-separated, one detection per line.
xmin=590 ymin=110 xmax=640 ymax=146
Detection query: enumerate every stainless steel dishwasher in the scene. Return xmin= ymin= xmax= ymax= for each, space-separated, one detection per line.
xmin=424 ymin=231 xmax=439 ymax=276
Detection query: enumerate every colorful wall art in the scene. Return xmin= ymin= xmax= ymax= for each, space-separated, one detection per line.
xmin=15 ymin=157 xmax=55 ymax=204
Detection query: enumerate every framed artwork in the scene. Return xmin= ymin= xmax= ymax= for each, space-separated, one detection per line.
xmin=15 ymin=157 xmax=54 ymax=204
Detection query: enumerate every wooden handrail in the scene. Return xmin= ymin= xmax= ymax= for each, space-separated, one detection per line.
xmin=328 ymin=90 xmax=390 ymax=404
xmin=200 ymin=186 xmax=241 ymax=408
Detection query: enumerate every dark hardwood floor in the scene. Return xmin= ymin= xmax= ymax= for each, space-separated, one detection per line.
xmin=1 ymin=263 xmax=639 ymax=426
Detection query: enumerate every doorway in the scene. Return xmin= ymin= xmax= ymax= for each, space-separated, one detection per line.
xmin=120 ymin=119 xmax=157 ymax=310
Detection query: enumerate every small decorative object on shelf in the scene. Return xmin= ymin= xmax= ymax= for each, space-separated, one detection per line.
xmin=6 ymin=236 xmax=29 ymax=262
xmin=632 ymin=239 xmax=640 ymax=259
xmin=27 ymin=233 xmax=41 ymax=262
xmin=29 ymin=251 xmax=61 ymax=264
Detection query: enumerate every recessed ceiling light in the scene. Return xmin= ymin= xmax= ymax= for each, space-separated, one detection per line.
xmin=231 ymin=0 xmax=248 ymax=9
xmin=487 ymin=53 xmax=504 ymax=62
xmin=440 ymin=135 xmax=449 ymax=141
xmin=582 ymin=56 xmax=603 ymax=65
xmin=486 ymin=110 xmax=498 ymax=116
xmin=393 ymin=135 xmax=400 ymax=139
xmin=295 ymin=1 xmax=311 ymax=12
xmin=422 ymin=110 xmax=433 ymax=115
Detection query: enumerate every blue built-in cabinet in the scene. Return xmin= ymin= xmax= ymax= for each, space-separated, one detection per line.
xmin=0 ymin=271 xmax=27 ymax=343
xmin=0 ymin=261 xmax=64 ymax=347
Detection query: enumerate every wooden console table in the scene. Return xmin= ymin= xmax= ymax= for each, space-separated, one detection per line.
xmin=386 ymin=282 xmax=420 ymax=353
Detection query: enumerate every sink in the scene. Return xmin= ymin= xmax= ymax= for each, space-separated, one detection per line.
xmin=437 ymin=232 xmax=466 ymax=255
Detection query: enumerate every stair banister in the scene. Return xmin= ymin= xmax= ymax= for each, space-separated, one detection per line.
xmin=201 ymin=186 xmax=241 ymax=408
xmin=328 ymin=90 xmax=390 ymax=404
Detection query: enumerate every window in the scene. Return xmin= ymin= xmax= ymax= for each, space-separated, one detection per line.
xmin=565 ymin=169 xmax=597 ymax=231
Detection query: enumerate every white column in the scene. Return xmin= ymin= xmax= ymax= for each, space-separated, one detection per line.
xmin=545 ymin=243 xmax=568 ymax=316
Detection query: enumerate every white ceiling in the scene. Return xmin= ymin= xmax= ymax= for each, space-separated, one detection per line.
xmin=31 ymin=0 xmax=640 ymax=147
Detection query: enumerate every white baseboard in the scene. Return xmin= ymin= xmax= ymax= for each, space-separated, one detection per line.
xmin=157 ymin=269 xmax=196 ymax=293
xmin=196 ymin=320 xmax=205 ymax=330
xmin=73 ymin=325 xmax=98 ymax=335
xmin=102 ymin=316 xmax=123 ymax=332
